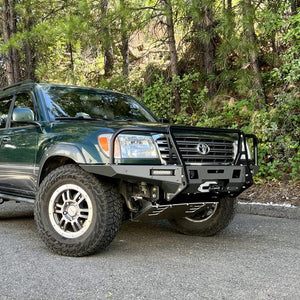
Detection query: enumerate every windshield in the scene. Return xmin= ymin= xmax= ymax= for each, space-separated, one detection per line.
xmin=39 ymin=85 xmax=156 ymax=122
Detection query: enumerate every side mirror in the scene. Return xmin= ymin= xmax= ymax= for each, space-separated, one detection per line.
xmin=12 ymin=107 xmax=34 ymax=122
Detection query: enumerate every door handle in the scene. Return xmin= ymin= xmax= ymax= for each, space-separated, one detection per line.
xmin=2 ymin=136 xmax=11 ymax=143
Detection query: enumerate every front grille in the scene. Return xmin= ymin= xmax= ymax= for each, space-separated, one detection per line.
xmin=155 ymin=135 xmax=235 ymax=165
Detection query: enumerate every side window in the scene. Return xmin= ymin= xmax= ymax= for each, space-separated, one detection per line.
xmin=0 ymin=97 xmax=13 ymax=129
xmin=11 ymin=93 xmax=37 ymax=127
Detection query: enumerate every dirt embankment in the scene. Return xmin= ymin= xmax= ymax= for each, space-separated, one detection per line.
xmin=238 ymin=181 xmax=300 ymax=207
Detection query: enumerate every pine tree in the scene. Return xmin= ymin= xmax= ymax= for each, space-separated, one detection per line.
xmin=240 ymin=0 xmax=265 ymax=104
xmin=1 ymin=0 xmax=20 ymax=84
xmin=190 ymin=0 xmax=217 ymax=97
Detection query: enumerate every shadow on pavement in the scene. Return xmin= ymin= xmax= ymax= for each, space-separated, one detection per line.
xmin=0 ymin=201 xmax=34 ymax=219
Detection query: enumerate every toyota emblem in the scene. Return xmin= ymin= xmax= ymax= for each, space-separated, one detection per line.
xmin=197 ymin=143 xmax=210 ymax=155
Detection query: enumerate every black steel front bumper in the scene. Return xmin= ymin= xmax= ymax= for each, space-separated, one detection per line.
xmin=80 ymin=163 xmax=256 ymax=201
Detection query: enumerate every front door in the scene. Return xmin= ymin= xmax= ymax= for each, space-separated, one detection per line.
xmin=0 ymin=92 xmax=40 ymax=197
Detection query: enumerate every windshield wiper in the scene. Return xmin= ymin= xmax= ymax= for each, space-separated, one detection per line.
xmin=55 ymin=116 xmax=113 ymax=121
xmin=114 ymin=116 xmax=137 ymax=122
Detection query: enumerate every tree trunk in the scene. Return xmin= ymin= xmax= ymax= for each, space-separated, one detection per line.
xmin=192 ymin=1 xmax=216 ymax=97
xmin=24 ymin=7 xmax=36 ymax=81
xmin=291 ymin=0 xmax=300 ymax=15
xmin=120 ymin=0 xmax=129 ymax=77
xmin=227 ymin=0 xmax=232 ymax=10
xmin=101 ymin=0 xmax=114 ymax=78
xmin=2 ymin=0 xmax=20 ymax=84
xmin=68 ymin=42 xmax=75 ymax=81
xmin=163 ymin=0 xmax=180 ymax=115
xmin=104 ymin=48 xmax=114 ymax=78
xmin=121 ymin=33 xmax=129 ymax=77
xmin=25 ymin=40 xmax=35 ymax=80
xmin=202 ymin=5 xmax=216 ymax=96
xmin=242 ymin=0 xmax=265 ymax=103
xmin=9 ymin=1 xmax=20 ymax=82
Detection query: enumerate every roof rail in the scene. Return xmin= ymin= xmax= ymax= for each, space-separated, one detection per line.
xmin=0 ymin=79 xmax=35 ymax=92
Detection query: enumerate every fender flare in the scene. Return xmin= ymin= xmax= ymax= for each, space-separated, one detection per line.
xmin=37 ymin=143 xmax=87 ymax=184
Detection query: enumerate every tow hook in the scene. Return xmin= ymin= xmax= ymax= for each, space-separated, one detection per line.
xmin=198 ymin=181 xmax=220 ymax=193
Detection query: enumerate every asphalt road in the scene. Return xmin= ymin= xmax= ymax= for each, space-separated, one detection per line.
xmin=0 ymin=202 xmax=299 ymax=300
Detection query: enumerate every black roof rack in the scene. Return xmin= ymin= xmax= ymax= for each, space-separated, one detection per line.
xmin=0 ymin=79 xmax=35 ymax=92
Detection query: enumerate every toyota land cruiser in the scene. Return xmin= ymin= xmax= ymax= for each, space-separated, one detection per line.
xmin=0 ymin=80 xmax=258 ymax=256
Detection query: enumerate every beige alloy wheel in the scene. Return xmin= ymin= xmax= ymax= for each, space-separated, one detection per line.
xmin=48 ymin=184 xmax=93 ymax=239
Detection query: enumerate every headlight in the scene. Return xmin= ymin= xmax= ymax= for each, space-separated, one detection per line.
xmin=233 ymin=140 xmax=252 ymax=160
xmin=118 ymin=135 xmax=159 ymax=158
xmin=98 ymin=133 xmax=159 ymax=159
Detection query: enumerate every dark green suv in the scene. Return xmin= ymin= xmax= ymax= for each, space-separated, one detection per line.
xmin=0 ymin=80 xmax=258 ymax=256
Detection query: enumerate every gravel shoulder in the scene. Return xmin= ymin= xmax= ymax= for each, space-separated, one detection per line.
xmin=238 ymin=180 xmax=299 ymax=207
xmin=237 ymin=180 xmax=300 ymax=219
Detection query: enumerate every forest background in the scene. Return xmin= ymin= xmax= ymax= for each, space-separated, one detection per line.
xmin=0 ymin=0 xmax=299 ymax=184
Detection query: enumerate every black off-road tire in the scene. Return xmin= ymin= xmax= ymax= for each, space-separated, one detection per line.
xmin=34 ymin=164 xmax=123 ymax=256
xmin=169 ymin=197 xmax=237 ymax=236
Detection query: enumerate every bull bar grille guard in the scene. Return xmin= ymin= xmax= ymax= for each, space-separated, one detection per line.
xmin=109 ymin=125 xmax=258 ymax=177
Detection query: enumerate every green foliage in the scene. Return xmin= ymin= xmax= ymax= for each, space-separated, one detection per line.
xmin=142 ymin=75 xmax=175 ymax=120
xmin=142 ymin=73 xmax=208 ymax=124
xmin=96 ymin=74 xmax=144 ymax=96
xmin=197 ymin=93 xmax=300 ymax=181
xmin=139 ymin=70 xmax=299 ymax=182
xmin=1 ymin=0 xmax=299 ymax=181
